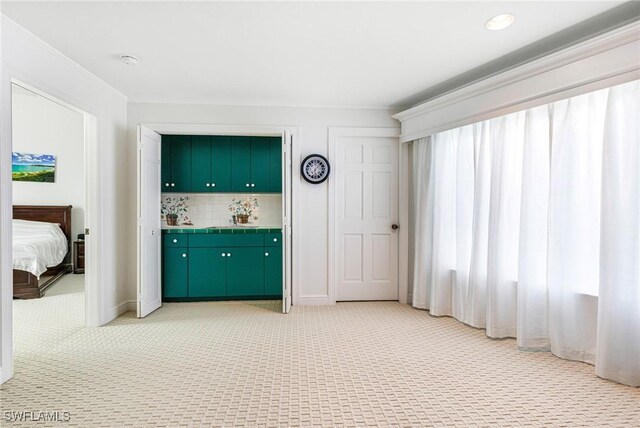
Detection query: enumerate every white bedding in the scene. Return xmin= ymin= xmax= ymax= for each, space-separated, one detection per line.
xmin=13 ymin=219 xmax=68 ymax=278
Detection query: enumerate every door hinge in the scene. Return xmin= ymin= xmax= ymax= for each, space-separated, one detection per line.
xmin=84 ymin=228 xmax=90 ymax=235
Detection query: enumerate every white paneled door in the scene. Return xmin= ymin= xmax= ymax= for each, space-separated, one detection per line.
xmin=137 ymin=126 xmax=162 ymax=318
xmin=331 ymin=128 xmax=400 ymax=301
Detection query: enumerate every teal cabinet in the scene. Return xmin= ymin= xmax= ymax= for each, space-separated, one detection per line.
xmin=211 ymin=136 xmax=232 ymax=192
xmin=269 ymin=137 xmax=282 ymax=192
xmin=250 ymin=137 xmax=271 ymax=192
xmin=161 ymin=135 xmax=191 ymax=192
xmin=230 ymin=136 xmax=278 ymax=193
xmin=162 ymin=231 xmax=282 ymax=301
xmin=164 ymin=134 xmax=280 ymax=194
xmin=264 ymin=248 xmax=282 ymax=296
xmin=227 ymin=247 xmax=265 ymax=296
xmin=188 ymin=248 xmax=227 ymax=297
xmin=163 ymin=247 xmax=189 ymax=298
xmin=231 ymin=137 xmax=252 ymax=192
xmin=190 ymin=136 xmax=211 ymax=193
xmin=191 ymin=136 xmax=232 ymax=193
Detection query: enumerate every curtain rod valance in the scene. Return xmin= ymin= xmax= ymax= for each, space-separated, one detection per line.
xmin=394 ymin=22 xmax=640 ymax=143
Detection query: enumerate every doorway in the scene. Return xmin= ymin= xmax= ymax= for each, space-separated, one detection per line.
xmin=2 ymin=79 xmax=100 ymax=382
xmin=137 ymin=124 xmax=296 ymax=317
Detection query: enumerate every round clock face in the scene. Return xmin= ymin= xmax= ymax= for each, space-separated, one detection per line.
xmin=301 ymin=154 xmax=330 ymax=184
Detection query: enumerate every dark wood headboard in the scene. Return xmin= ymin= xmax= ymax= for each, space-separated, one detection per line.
xmin=13 ymin=205 xmax=73 ymax=246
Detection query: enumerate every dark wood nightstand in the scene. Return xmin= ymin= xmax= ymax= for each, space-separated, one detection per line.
xmin=73 ymin=240 xmax=85 ymax=274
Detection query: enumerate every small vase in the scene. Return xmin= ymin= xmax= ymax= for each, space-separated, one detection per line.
xmin=237 ymin=214 xmax=249 ymax=224
xmin=166 ymin=215 xmax=178 ymax=226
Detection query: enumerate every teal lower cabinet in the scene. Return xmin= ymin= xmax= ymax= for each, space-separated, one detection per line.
xmin=264 ymin=248 xmax=282 ymax=296
xmin=188 ymin=248 xmax=227 ymax=298
xmin=162 ymin=230 xmax=282 ymax=301
xmin=227 ymin=247 xmax=265 ymax=296
xmin=163 ymin=247 xmax=189 ymax=298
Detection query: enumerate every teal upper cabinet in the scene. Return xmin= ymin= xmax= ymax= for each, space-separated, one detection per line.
xmin=191 ymin=136 xmax=232 ymax=193
xmin=230 ymin=136 xmax=278 ymax=193
xmin=231 ymin=137 xmax=252 ymax=192
xmin=211 ymin=136 xmax=232 ymax=192
xmin=163 ymin=134 xmax=280 ymax=193
xmin=190 ymin=136 xmax=211 ymax=193
xmin=250 ymin=137 xmax=271 ymax=192
xmin=269 ymin=137 xmax=282 ymax=192
xmin=161 ymin=135 xmax=191 ymax=192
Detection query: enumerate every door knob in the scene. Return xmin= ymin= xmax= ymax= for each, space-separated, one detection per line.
xmin=265 ymin=252 xmax=269 ymax=256
xmin=251 ymin=183 xmax=255 ymax=187
xmin=227 ymin=253 xmax=232 ymax=257
xmin=221 ymin=253 xmax=226 ymax=257
xmin=182 ymin=253 xmax=187 ymax=258
xmin=211 ymin=183 xmax=216 ymax=187
xmin=206 ymin=183 xmax=210 ymax=187
xmin=391 ymin=224 xmax=399 ymax=230
xmin=246 ymin=183 xmax=250 ymax=187
xmin=173 ymin=239 xmax=178 ymax=243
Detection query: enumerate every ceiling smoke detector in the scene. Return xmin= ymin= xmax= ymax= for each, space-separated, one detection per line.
xmin=120 ymin=54 xmax=139 ymax=66
xmin=485 ymin=13 xmax=515 ymax=31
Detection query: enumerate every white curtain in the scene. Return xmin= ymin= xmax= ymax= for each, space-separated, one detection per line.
xmin=410 ymin=79 xmax=640 ymax=386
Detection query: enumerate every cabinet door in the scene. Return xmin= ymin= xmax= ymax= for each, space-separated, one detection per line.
xmin=211 ymin=136 xmax=232 ymax=192
xmin=170 ymin=135 xmax=191 ymax=192
xmin=227 ymin=247 xmax=264 ymax=296
xmin=190 ymin=136 xmax=211 ymax=192
xmin=231 ymin=136 xmax=252 ymax=192
xmin=188 ymin=248 xmax=227 ymax=297
xmin=161 ymin=135 xmax=172 ymax=191
xmin=163 ymin=247 xmax=188 ymax=298
xmin=269 ymin=137 xmax=282 ymax=192
xmin=250 ymin=137 xmax=271 ymax=192
xmin=264 ymin=247 xmax=283 ymax=296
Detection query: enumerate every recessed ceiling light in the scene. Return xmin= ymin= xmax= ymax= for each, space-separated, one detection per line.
xmin=120 ymin=54 xmax=139 ymax=66
xmin=486 ymin=13 xmax=515 ymax=31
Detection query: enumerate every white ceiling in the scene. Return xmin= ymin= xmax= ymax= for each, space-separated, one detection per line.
xmin=2 ymin=1 xmax=625 ymax=108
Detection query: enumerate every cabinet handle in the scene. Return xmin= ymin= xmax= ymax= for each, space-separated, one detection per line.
xmin=273 ymin=238 xmax=278 ymax=242
xmin=251 ymin=183 xmax=255 ymax=188
xmin=172 ymin=239 xmax=178 ymax=243
xmin=182 ymin=253 xmax=187 ymax=258
xmin=211 ymin=183 xmax=216 ymax=187
xmin=221 ymin=253 xmax=226 ymax=257
xmin=227 ymin=253 xmax=232 ymax=257
xmin=245 ymin=183 xmax=250 ymax=187
xmin=265 ymin=252 xmax=269 ymax=256
xmin=165 ymin=183 xmax=170 ymax=187
xmin=171 ymin=183 xmax=175 ymax=187
xmin=205 ymin=183 xmax=210 ymax=187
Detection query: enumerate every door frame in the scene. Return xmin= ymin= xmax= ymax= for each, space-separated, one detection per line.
xmin=0 ymin=78 xmax=100 ymax=384
xmin=327 ymin=127 xmax=404 ymax=304
xmin=138 ymin=123 xmax=300 ymax=307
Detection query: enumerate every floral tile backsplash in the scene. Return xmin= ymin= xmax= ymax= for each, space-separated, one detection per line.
xmin=161 ymin=193 xmax=282 ymax=228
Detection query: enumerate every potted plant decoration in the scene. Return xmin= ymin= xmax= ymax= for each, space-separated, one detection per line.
xmin=162 ymin=196 xmax=189 ymax=226
xmin=229 ymin=197 xmax=259 ymax=224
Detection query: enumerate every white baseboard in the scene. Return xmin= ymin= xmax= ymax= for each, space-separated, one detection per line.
xmin=112 ymin=300 xmax=136 ymax=317
xmin=297 ymin=295 xmax=333 ymax=305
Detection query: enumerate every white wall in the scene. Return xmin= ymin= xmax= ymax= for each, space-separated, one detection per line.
xmin=127 ymin=103 xmax=399 ymax=304
xmin=11 ymin=84 xmax=85 ymax=240
xmin=1 ymin=16 xmax=128 ymax=383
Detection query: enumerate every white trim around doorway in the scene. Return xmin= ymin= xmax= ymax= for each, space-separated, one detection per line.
xmin=140 ymin=122 xmax=301 ymax=307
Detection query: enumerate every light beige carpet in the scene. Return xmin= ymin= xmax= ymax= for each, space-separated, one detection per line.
xmin=2 ymin=278 xmax=639 ymax=427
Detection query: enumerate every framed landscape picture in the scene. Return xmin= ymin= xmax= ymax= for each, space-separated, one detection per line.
xmin=12 ymin=152 xmax=56 ymax=183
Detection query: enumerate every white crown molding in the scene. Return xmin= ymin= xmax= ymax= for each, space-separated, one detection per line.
xmin=393 ymin=21 xmax=640 ymax=142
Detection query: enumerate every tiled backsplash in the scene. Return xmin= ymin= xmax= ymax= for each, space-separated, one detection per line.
xmin=161 ymin=193 xmax=282 ymax=228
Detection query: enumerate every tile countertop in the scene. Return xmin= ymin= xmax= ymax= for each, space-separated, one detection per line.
xmin=162 ymin=227 xmax=282 ymax=234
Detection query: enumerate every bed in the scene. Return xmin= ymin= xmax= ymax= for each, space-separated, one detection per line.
xmin=13 ymin=205 xmax=73 ymax=299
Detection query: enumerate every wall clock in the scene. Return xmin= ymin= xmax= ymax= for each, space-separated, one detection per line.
xmin=301 ymin=154 xmax=330 ymax=184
